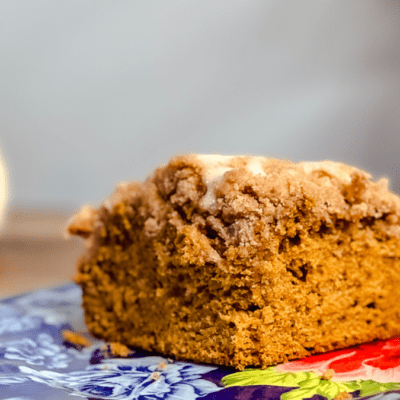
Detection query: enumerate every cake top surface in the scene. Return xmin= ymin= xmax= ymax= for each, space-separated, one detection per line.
xmin=194 ymin=154 xmax=368 ymax=185
xmin=187 ymin=154 xmax=379 ymax=211
xmin=195 ymin=155 xmax=267 ymax=179
xmin=68 ymin=154 xmax=400 ymax=240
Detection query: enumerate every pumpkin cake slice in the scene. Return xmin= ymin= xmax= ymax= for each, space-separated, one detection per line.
xmin=68 ymin=154 xmax=400 ymax=369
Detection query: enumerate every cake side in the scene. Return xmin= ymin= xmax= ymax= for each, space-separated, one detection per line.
xmin=69 ymin=166 xmax=238 ymax=365
xmin=69 ymin=154 xmax=400 ymax=369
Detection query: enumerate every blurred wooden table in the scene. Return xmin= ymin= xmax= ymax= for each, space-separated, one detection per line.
xmin=0 ymin=207 xmax=85 ymax=299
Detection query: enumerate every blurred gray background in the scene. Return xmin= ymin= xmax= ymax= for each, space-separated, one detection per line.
xmin=1 ymin=0 xmax=399 ymax=210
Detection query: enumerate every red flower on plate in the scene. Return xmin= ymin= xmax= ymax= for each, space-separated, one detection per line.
xmin=277 ymin=338 xmax=400 ymax=382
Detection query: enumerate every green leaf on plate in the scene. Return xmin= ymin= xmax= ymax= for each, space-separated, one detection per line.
xmin=222 ymin=368 xmax=317 ymax=388
xmin=222 ymin=367 xmax=400 ymax=400
xmin=282 ymin=386 xmax=322 ymax=400
xmin=358 ymin=380 xmax=400 ymax=397
xmin=282 ymin=377 xmax=360 ymax=400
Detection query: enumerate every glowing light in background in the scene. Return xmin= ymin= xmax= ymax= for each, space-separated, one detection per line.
xmin=0 ymin=145 xmax=10 ymax=229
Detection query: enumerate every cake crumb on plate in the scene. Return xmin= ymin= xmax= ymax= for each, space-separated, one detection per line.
xmin=62 ymin=330 xmax=92 ymax=348
xmin=320 ymin=369 xmax=335 ymax=380
xmin=334 ymin=392 xmax=352 ymax=400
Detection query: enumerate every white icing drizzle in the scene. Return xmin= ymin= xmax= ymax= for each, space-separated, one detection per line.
xmin=299 ymin=161 xmax=363 ymax=185
xmin=196 ymin=155 xmax=266 ymax=209
xmin=195 ymin=155 xmax=235 ymax=179
xmin=197 ymin=155 xmax=234 ymax=209
xmin=246 ymin=157 xmax=266 ymax=177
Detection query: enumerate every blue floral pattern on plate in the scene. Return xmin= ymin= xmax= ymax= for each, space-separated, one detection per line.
xmin=2 ymin=284 xmax=400 ymax=400
xmin=20 ymin=358 xmax=220 ymax=399
xmin=0 ymin=284 xmax=230 ymax=400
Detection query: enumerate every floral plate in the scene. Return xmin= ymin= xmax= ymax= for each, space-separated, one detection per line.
xmin=1 ymin=285 xmax=400 ymax=400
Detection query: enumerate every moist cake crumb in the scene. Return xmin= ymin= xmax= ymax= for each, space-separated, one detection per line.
xmin=68 ymin=154 xmax=400 ymax=369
